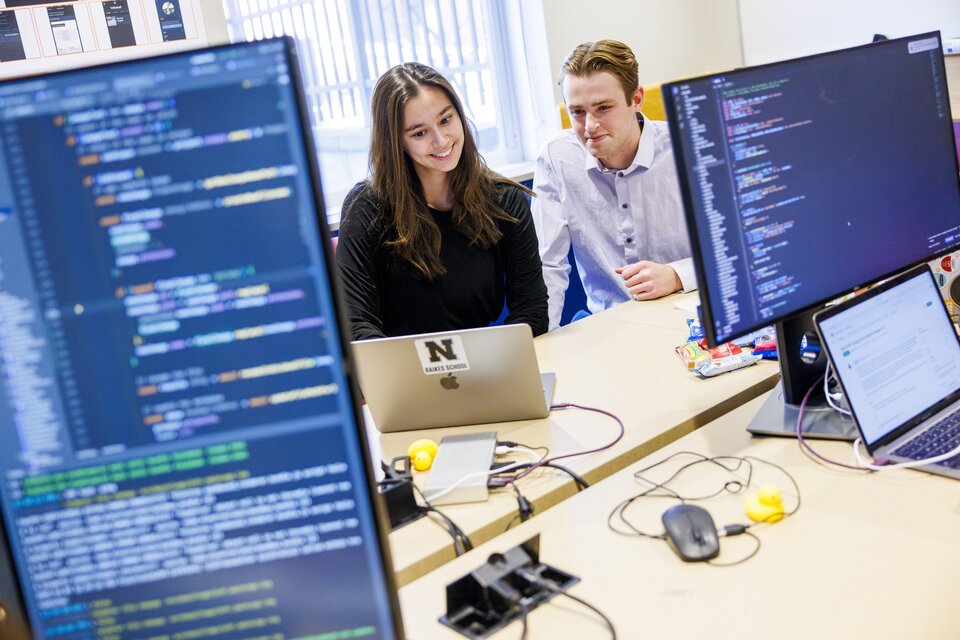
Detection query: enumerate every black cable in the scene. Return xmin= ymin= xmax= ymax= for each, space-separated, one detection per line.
xmin=540 ymin=462 xmax=589 ymax=489
xmin=422 ymin=506 xmax=468 ymax=555
xmin=511 ymin=483 xmax=534 ymax=523
xmin=517 ymin=568 xmax=617 ymax=639
xmin=707 ymin=530 xmax=762 ymax=567
xmin=554 ymin=591 xmax=617 ymax=640
xmin=743 ymin=456 xmax=802 ymax=521
xmin=517 ymin=602 xmax=528 ymax=640
xmin=412 ymin=485 xmax=473 ymax=555
xmin=607 ymin=451 xmax=802 ymax=565
xmin=607 ymin=491 xmax=674 ymax=539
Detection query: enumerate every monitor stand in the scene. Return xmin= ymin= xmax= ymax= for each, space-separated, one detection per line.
xmin=745 ymin=308 xmax=858 ymax=440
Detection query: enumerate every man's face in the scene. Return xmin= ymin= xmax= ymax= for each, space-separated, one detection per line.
xmin=562 ymin=71 xmax=642 ymax=170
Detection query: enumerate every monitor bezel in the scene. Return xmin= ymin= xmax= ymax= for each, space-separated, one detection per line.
xmin=663 ymin=30 xmax=960 ymax=348
xmin=0 ymin=37 xmax=406 ymax=639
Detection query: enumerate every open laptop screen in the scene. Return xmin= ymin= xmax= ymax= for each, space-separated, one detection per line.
xmin=0 ymin=40 xmax=402 ymax=638
xmin=817 ymin=269 xmax=960 ymax=447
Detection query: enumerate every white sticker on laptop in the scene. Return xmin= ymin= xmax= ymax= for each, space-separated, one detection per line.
xmin=414 ymin=335 xmax=470 ymax=375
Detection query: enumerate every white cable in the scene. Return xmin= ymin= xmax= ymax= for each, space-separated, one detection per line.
xmin=852 ymin=437 xmax=960 ymax=471
xmin=420 ymin=459 xmax=532 ymax=504
xmin=822 ymin=362 xmax=851 ymax=416
xmin=494 ymin=445 xmax=544 ymax=461
xmin=424 ymin=447 xmax=545 ymax=504
xmin=825 ymin=362 xmax=960 ymax=469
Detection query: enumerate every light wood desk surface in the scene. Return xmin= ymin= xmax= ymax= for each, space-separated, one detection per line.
xmin=373 ymin=294 xmax=780 ymax=586
xmin=399 ymin=391 xmax=960 ymax=639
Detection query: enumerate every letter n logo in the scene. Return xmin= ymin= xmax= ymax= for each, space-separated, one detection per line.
xmin=424 ymin=339 xmax=457 ymax=362
xmin=414 ymin=334 xmax=469 ymax=375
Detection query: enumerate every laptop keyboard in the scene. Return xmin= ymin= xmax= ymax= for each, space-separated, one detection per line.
xmin=892 ymin=408 xmax=960 ymax=469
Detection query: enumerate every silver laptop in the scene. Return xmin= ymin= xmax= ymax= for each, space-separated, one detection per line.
xmin=814 ymin=265 xmax=960 ymax=479
xmin=351 ymin=324 xmax=556 ymax=432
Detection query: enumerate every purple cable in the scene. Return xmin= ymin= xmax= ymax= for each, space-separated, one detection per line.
xmin=506 ymin=402 xmax=626 ymax=483
xmin=795 ymin=375 xmax=869 ymax=472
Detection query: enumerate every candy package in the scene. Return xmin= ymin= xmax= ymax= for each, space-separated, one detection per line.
xmin=675 ymin=339 xmax=761 ymax=377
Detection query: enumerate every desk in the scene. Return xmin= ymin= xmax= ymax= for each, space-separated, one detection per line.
xmin=398 ymin=391 xmax=960 ymax=639
xmin=377 ymin=294 xmax=780 ymax=586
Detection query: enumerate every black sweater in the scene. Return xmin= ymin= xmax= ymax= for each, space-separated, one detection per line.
xmin=335 ymin=181 xmax=548 ymax=340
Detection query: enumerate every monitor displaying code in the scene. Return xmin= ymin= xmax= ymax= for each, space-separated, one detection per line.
xmin=0 ymin=39 xmax=400 ymax=639
xmin=665 ymin=33 xmax=960 ymax=344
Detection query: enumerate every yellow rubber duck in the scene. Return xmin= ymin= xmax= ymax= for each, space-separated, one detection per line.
xmin=745 ymin=483 xmax=785 ymax=523
xmin=407 ymin=438 xmax=439 ymax=471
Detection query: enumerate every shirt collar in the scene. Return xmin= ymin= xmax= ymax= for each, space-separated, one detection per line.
xmin=584 ymin=112 xmax=653 ymax=176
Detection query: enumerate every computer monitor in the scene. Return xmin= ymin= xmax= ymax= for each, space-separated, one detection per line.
xmin=663 ymin=32 xmax=960 ymax=437
xmin=0 ymin=40 xmax=404 ymax=638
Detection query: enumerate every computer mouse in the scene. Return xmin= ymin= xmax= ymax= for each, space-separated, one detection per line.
xmin=661 ymin=504 xmax=720 ymax=562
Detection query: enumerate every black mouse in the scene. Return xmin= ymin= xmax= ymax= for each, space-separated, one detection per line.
xmin=661 ymin=504 xmax=720 ymax=562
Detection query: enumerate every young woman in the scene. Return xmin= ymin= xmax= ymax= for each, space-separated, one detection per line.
xmin=336 ymin=63 xmax=548 ymax=340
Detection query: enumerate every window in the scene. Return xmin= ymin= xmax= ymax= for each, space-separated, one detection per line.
xmin=222 ymin=0 xmax=553 ymax=220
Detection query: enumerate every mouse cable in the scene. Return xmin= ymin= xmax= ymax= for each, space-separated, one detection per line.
xmin=632 ymin=452 xmax=803 ymax=525
xmin=412 ymin=485 xmax=473 ymax=556
xmin=707 ymin=528 xmax=762 ymax=567
xmin=607 ymin=489 xmax=673 ymax=539
xmin=515 ymin=567 xmax=617 ymax=640
xmin=633 ymin=451 xmax=760 ymax=500
xmin=609 ymin=452 xmax=766 ymax=539
xmin=507 ymin=402 xmax=625 ymax=483
xmin=608 ymin=452 xmax=802 ymax=545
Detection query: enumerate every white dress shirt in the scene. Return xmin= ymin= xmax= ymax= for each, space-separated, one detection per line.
xmin=532 ymin=116 xmax=697 ymax=329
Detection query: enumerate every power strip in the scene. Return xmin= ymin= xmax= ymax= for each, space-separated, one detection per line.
xmin=422 ymin=431 xmax=497 ymax=506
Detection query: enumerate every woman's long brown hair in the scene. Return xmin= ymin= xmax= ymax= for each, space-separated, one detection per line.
xmin=361 ymin=62 xmax=530 ymax=279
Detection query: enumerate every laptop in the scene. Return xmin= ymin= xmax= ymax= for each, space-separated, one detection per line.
xmin=814 ymin=264 xmax=960 ymax=478
xmin=351 ymin=324 xmax=557 ymax=432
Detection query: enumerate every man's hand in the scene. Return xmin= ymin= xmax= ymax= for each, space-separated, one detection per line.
xmin=615 ymin=261 xmax=682 ymax=300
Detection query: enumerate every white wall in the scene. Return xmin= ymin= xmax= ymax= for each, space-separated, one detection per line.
xmin=201 ymin=0 xmax=230 ymax=45
xmin=739 ymin=0 xmax=960 ymax=65
xmin=540 ymin=0 xmax=744 ymax=102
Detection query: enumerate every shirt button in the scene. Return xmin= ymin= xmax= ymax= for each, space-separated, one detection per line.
xmin=626 ymin=237 xmax=634 ymax=243
xmin=621 ymin=203 xmax=628 ymax=209
xmin=617 ymin=171 xmax=624 ymax=177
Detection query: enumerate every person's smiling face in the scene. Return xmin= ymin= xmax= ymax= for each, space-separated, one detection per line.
xmin=401 ymin=85 xmax=465 ymax=185
xmin=563 ymin=71 xmax=643 ymax=171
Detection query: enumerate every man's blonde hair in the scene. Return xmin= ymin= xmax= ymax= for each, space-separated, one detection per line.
xmin=558 ymin=39 xmax=639 ymax=104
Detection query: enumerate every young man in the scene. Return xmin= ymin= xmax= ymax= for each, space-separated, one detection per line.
xmin=532 ymin=39 xmax=696 ymax=330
